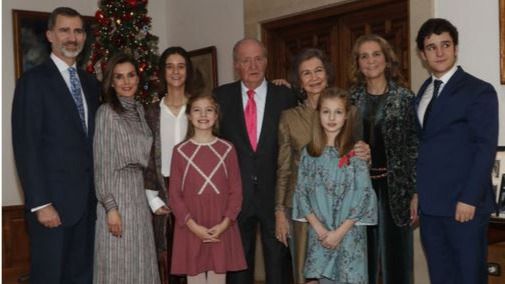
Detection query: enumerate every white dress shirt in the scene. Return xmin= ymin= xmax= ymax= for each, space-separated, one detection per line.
xmin=417 ymin=64 xmax=458 ymax=126
xmin=146 ymin=96 xmax=188 ymax=213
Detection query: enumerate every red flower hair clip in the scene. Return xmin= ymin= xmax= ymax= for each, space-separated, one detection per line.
xmin=338 ymin=150 xmax=356 ymax=168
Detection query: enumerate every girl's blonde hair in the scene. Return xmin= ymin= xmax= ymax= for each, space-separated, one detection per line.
xmin=184 ymin=93 xmax=220 ymax=140
xmin=307 ymin=87 xmax=357 ymax=157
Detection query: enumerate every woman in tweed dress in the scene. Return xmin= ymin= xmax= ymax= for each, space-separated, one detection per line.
xmin=93 ymin=54 xmax=160 ymax=284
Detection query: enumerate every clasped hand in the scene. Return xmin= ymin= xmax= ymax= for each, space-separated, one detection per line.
xmin=187 ymin=218 xmax=231 ymax=243
xmin=314 ymin=225 xmax=344 ymax=250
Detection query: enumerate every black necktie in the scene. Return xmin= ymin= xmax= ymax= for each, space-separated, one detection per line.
xmin=423 ymin=79 xmax=443 ymax=127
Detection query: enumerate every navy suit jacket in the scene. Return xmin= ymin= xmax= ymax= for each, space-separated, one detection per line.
xmin=12 ymin=59 xmax=100 ymax=225
xmin=214 ymin=81 xmax=297 ymax=215
xmin=415 ymin=66 xmax=498 ymax=216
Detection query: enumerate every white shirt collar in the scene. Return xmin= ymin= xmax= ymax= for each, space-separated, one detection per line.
xmin=240 ymin=79 xmax=267 ymax=96
xmin=159 ymin=96 xmax=187 ymax=118
xmin=50 ymin=53 xmax=77 ymax=73
xmin=431 ymin=64 xmax=458 ymax=85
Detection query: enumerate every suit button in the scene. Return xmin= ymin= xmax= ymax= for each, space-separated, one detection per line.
xmin=251 ymin=176 xmax=258 ymax=184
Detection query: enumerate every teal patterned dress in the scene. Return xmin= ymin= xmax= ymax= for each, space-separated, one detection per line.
xmin=292 ymin=147 xmax=377 ymax=283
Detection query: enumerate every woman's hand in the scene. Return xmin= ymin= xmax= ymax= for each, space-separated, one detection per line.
xmin=271 ymin=79 xmax=292 ymax=88
xmin=107 ymin=209 xmax=122 ymax=238
xmin=208 ymin=217 xmax=231 ymax=241
xmin=353 ymin=140 xmax=371 ymax=163
xmin=275 ymin=210 xmax=290 ymax=247
xmin=186 ymin=219 xmax=218 ymax=242
xmin=321 ymin=228 xmax=345 ymax=249
xmin=313 ymin=223 xmax=329 ymax=241
xmin=410 ymin=193 xmax=419 ymax=226
xmin=154 ymin=205 xmax=171 ymax=215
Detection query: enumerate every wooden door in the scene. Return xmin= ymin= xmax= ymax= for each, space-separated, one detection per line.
xmin=262 ymin=0 xmax=409 ymax=89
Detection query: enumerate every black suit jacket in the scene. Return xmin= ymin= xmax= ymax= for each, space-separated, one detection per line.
xmin=12 ymin=59 xmax=100 ymax=225
xmin=214 ymin=81 xmax=297 ymax=215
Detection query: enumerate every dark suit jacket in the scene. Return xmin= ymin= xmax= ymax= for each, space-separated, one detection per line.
xmin=415 ymin=66 xmax=498 ymax=216
xmin=214 ymin=81 xmax=297 ymax=215
xmin=12 ymin=59 xmax=100 ymax=225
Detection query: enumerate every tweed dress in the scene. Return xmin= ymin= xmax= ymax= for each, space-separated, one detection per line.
xmin=93 ymin=97 xmax=160 ymax=284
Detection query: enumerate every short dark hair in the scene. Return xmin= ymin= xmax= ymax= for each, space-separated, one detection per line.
xmin=158 ymin=46 xmax=194 ymax=96
xmin=102 ymin=53 xmax=140 ymax=113
xmin=47 ymin=7 xmax=83 ymax=30
xmin=416 ymin=18 xmax=458 ymax=50
xmin=289 ymin=48 xmax=335 ymax=92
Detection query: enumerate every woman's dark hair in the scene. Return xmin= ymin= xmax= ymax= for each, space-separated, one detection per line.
xmin=348 ymin=34 xmax=406 ymax=87
xmin=158 ymin=46 xmax=194 ymax=97
xmin=307 ymin=87 xmax=356 ymax=158
xmin=102 ymin=53 xmax=139 ymax=113
xmin=416 ymin=18 xmax=459 ymax=51
xmin=289 ymin=48 xmax=335 ymax=95
xmin=184 ymin=93 xmax=220 ymax=140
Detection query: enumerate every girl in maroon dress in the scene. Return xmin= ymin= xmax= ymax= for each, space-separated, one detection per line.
xmin=168 ymin=94 xmax=247 ymax=284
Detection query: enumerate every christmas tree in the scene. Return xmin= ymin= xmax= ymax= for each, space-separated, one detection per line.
xmin=87 ymin=0 xmax=160 ymax=102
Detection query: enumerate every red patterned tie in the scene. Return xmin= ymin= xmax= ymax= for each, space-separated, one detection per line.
xmin=245 ymin=89 xmax=257 ymax=151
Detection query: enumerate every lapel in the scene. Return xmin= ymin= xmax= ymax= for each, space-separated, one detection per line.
xmin=45 ymin=60 xmax=88 ymax=138
xmin=78 ymin=68 xmax=95 ymax=137
xmin=414 ymin=78 xmax=431 ymax=129
xmin=419 ymin=67 xmax=466 ymax=134
xmin=152 ymin=106 xmax=164 ymax=179
xmin=427 ymin=67 xmax=465 ymax=121
xmin=230 ymin=82 xmax=256 ymax=152
xmin=257 ymin=82 xmax=276 ymax=153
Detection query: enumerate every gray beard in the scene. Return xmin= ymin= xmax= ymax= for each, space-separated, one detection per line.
xmin=60 ymin=44 xmax=83 ymax=58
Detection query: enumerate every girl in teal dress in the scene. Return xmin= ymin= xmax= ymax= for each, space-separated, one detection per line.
xmin=292 ymin=87 xmax=377 ymax=284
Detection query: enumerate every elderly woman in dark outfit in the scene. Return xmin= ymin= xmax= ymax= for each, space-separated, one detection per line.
xmin=348 ymin=34 xmax=418 ymax=284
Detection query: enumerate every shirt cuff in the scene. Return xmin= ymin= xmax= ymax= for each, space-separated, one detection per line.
xmin=31 ymin=203 xmax=52 ymax=212
xmin=145 ymin=189 xmax=166 ymax=213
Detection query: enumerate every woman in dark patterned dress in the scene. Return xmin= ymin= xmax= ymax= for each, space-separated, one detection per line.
xmin=348 ymin=34 xmax=418 ymax=284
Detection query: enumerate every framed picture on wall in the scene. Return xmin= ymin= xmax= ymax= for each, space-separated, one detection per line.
xmin=500 ymin=0 xmax=505 ymax=84
xmin=493 ymin=147 xmax=505 ymax=217
xmin=188 ymin=46 xmax=218 ymax=96
xmin=12 ymin=9 xmax=95 ymax=79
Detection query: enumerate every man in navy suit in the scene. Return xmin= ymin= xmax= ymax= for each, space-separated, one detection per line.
xmin=414 ymin=18 xmax=498 ymax=284
xmin=214 ymin=38 xmax=297 ymax=284
xmin=12 ymin=7 xmax=99 ymax=284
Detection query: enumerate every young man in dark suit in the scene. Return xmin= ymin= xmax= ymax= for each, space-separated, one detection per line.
xmin=214 ymin=38 xmax=297 ymax=284
xmin=414 ymin=18 xmax=498 ymax=284
xmin=12 ymin=7 xmax=100 ymax=284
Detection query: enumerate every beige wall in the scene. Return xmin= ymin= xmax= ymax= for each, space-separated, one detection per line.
xmin=164 ymin=0 xmax=244 ymax=85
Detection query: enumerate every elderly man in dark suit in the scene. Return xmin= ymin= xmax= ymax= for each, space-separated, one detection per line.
xmin=214 ymin=38 xmax=297 ymax=284
xmin=12 ymin=7 xmax=100 ymax=284
xmin=414 ymin=18 xmax=498 ymax=284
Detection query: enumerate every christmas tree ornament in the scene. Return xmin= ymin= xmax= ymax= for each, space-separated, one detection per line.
xmin=86 ymin=0 xmax=160 ymax=103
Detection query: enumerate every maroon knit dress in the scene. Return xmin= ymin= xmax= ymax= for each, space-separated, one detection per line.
xmin=169 ymin=138 xmax=247 ymax=276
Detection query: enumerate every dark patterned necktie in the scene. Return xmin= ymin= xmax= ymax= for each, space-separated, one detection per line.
xmin=68 ymin=67 xmax=87 ymax=135
xmin=423 ymin=79 xmax=443 ymax=128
